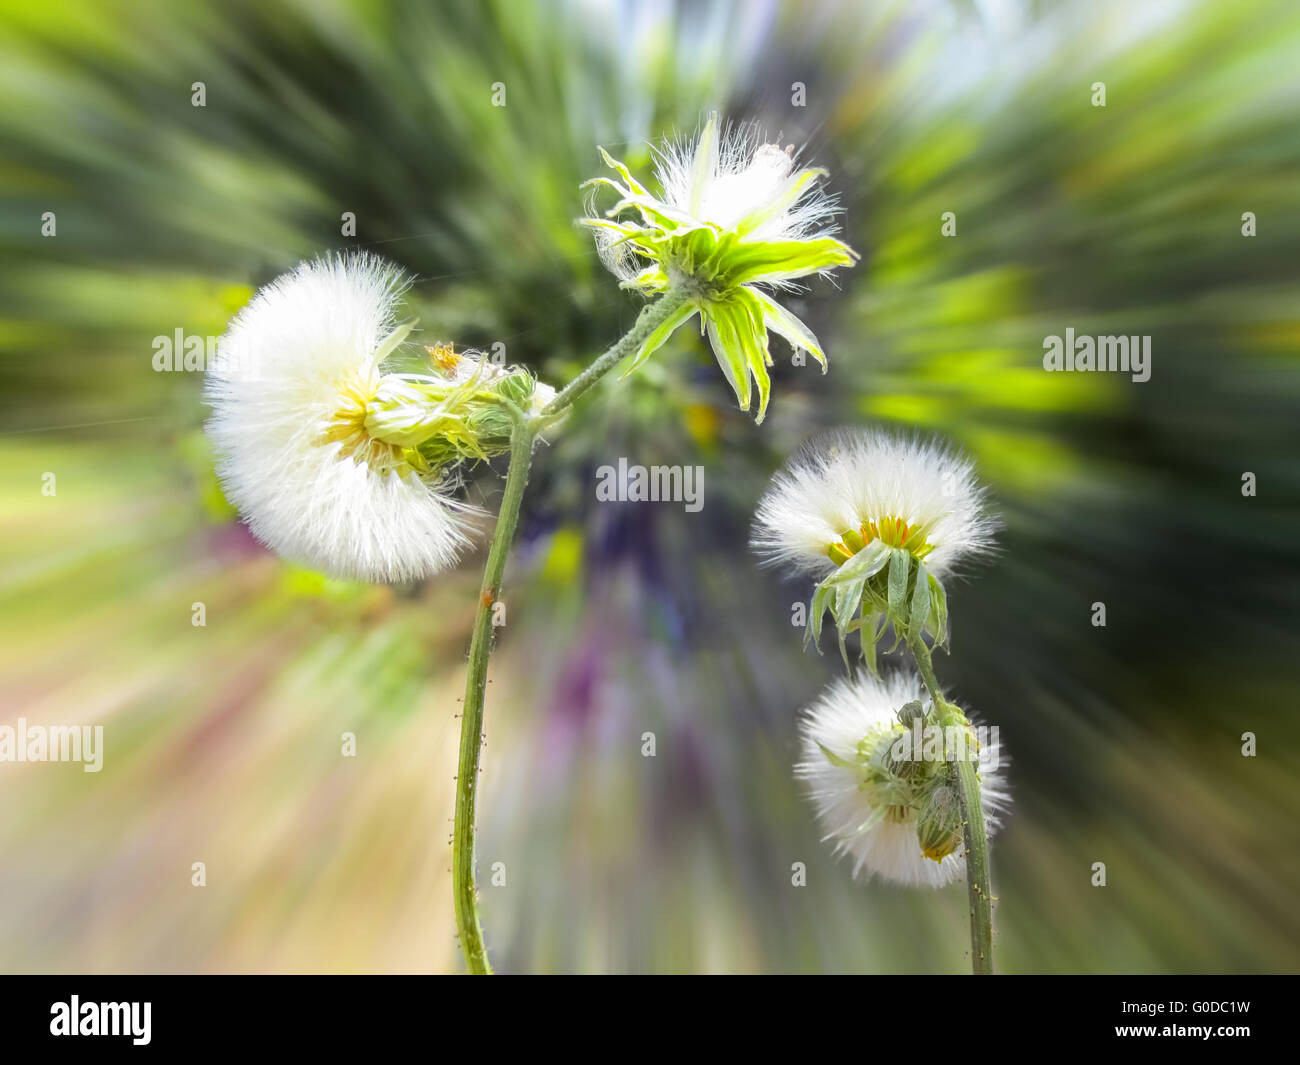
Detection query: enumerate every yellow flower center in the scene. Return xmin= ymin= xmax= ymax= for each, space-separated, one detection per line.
xmin=319 ymin=371 xmax=408 ymax=471
xmin=920 ymin=836 xmax=961 ymax=862
xmin=827 ymin=515 xmax=934 ymax=566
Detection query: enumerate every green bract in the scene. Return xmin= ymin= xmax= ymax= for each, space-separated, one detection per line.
xmin=807 ymin=542 xmax=951 ymax=672
xmin=580 ymin=115 xmax=859 ymax=422
xmin=814 ymin=696 xmax=962 ymax=848
xmin=357 ymin=345 xmax=546 ymax=474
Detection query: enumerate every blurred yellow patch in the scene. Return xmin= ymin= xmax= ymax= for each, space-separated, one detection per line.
xmin=682 ymin=402 xmax=721 ymax=447
xmin=962 ymin=429 xmax=1083 ymax=492
xmin=279 ymin=564 xmax=370 ymax=602
xmin=220 ymin=283 xmax=254 ymax=316
xmin=1244 ymin=321 xmax=1300 ymax=355
xmin=905 ymin=348 xmax=1115 ymax=414
xmin=539 ymin=525 xmax=584 ymax=585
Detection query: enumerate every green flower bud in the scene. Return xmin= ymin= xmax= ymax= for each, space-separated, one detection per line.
xmin=875 ymin=724 xmax=924 ymax=782
xmin=916 ymin=785 xmax=962 ymax=862
xmin=897 ymin=700 xmax=927 ymax=729
xmin=466 ymin=404 xmax=515 ymax=450
xmin=493 ymin=369 xmax=536 ymax=409
xmin=355 ymin=351 xmax=557 ymax=474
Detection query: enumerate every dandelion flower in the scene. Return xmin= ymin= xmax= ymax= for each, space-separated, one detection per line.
xmin=752 ymin=428 xmax=996 ymax=660
xmin=797 ymin=670 xmax=1009 ymax=888
xmin=752 ymin=428 xmax=994 ymax=580
xmin=205 ymin=254 xmax=482 ymax=583
xmin=580 ymin=113 xmax=858 ymax=422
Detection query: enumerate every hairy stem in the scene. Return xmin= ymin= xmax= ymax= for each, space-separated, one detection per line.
xmin=907 ymin=634 xmax=995 ymax=975
xmin=533 ymin=288 xmax=692 ymax=427
xmin=453 ymin=414 xmax=533 ymax=975
xmin=452 ymin=290 xmax=693 ymax=973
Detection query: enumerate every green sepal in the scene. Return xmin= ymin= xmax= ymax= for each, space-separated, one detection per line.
xmin=849 ymin=804 xmax=889 ymax=836
xmin=702 ymin=302 xmax=753 ymax=413
xmin=595 ymin=146 xmax=651 ymax=197
xmin=832 ymin=542 xmax=887 ymax=664
xmin=731 ymin=287 xmax=773 ymax=422
xmin=928 ymin=571 xmax=949 ymax=649
xmin=887 ymin=547 xmax=910 ymax=625
xmin=800 ymin=540 xmax=894 ymax=665
xmin=859 ymin=610 xmax=884 ymax=675
xmin=373 ymin=320 xmax=417 ymax=366
xmin=688 ymin=114 xmax=719 ymax=216
xmin=806 ymin=582 xmax=830 ymax=653
xmin=734 ymin=166 xmax=828 ymax=238
xmin=816 ymin=742 xmax=862 ymax=773
xmin=752 ymin=288 xmax=827 ymax=371
xmin=908 ymin=560 xmax=931 ymax=644
xmin=624 ymin=299 xmax=698 ymax=374
xmin=720 ymin=237 xmax=858 ymax=288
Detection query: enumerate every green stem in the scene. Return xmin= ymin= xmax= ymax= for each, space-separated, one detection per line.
xmin=907 ymin=634 xmax=995 ymax=975
xmin=452 ymin=290 xmax=693 ymax=974
xmin=453 ymin=412 xmax=533 ymax=975
xmin=532 ymin=288 xmax=692 ymax=428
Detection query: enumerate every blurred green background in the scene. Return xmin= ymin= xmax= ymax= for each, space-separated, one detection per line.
xmin=2 ymin=0 xmax=1298 ymax=973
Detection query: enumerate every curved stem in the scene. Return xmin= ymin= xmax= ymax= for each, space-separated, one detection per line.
xmin=452 ymin=292 xmax=697 ymax=973
xmin=453 ymin=413 xmax=534 ymax=974
xmin=532 ymin=288 xmax=692 ymax=428
xmin=907 ymin=634 xmax=995 ymax=975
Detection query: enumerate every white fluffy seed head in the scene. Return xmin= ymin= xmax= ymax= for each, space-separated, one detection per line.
xmin=797 ymin=671 xmax=1009 ymax=888
xmin=751 ymin=428 xmax=997 ymax=581
xmin=205 ymin=254 xmax=481 ymax=583
xmin=653 ymin=118 xmax=840 ymax=244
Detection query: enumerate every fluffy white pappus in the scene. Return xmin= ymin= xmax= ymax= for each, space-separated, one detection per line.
xmin=751 ymin=428 xmax=996 ymax=581
xmin=586 ymin=201 xmax=647 ymax=287
xmin=653 ymin=117 xmax=841 ymax=244
xmin=205 ymin=253 xmax=481 ymax=583
xmin=797 ymin=671 xmax=1010 ymax=889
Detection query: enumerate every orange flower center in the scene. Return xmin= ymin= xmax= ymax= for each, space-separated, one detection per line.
xmin=427 ymin=342 xmax=461 ymax=376
xmin=827 ymin=515 xmax=934 ymax=566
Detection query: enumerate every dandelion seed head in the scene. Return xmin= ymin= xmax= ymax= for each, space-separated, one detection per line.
xmin=797 ymin=671 xmax=1010 ymax=888
xmin=752 ymin=428 xmax=996 ymax=581
xmin=656 ymin=121 xmax=839 ymax=244
xmin=205 ymin=254 xmax=481 ymax=583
